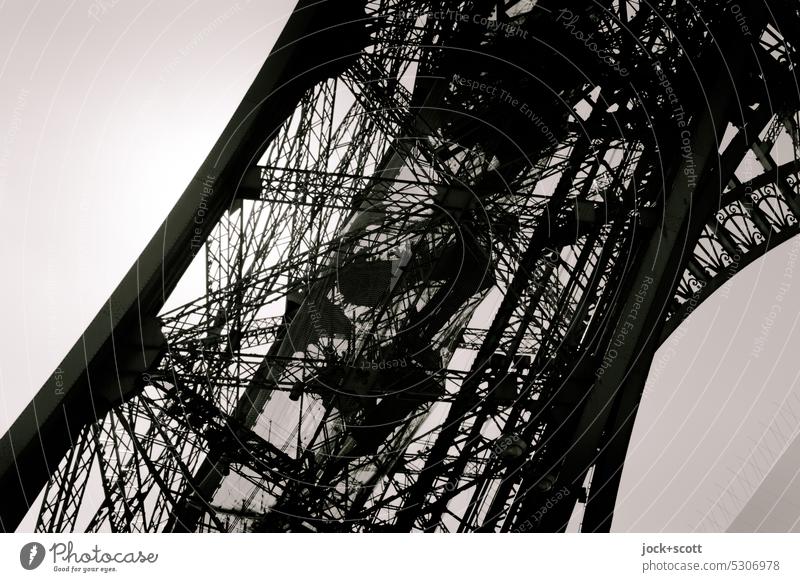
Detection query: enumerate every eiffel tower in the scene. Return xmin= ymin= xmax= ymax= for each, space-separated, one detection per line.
xmin=3 ymin=0 xmax=800 ymax=533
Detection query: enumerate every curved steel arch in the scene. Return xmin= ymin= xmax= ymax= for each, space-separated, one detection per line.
xmin=663 ymin=155 xmax=800 ymax=341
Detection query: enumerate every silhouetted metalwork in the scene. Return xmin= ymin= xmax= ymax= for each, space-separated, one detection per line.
xmin=2 ymin=0 xmax=800 ymax=533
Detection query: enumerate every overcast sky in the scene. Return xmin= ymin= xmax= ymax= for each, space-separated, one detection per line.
xmin=1 ymin=0 xmax=799 ymax=532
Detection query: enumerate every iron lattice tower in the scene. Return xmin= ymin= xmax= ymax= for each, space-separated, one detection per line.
xmin=2 ymin=0 xmax=800 ymax=533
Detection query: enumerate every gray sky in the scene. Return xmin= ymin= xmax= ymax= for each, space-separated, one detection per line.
xmin=1 ymin=0 xmax=799 ymax=532
xmin=615 ymin=236 xmax=800 ymax=532
xmin=0 ymin=0 xmax=295 ymax=436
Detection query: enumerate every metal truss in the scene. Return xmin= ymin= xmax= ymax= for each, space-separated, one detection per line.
xmin=9 ymin=0 xmax=800 ymax=533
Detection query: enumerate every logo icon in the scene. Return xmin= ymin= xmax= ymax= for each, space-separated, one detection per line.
xmin=20 ymin=542 xmax=46 ymax=570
